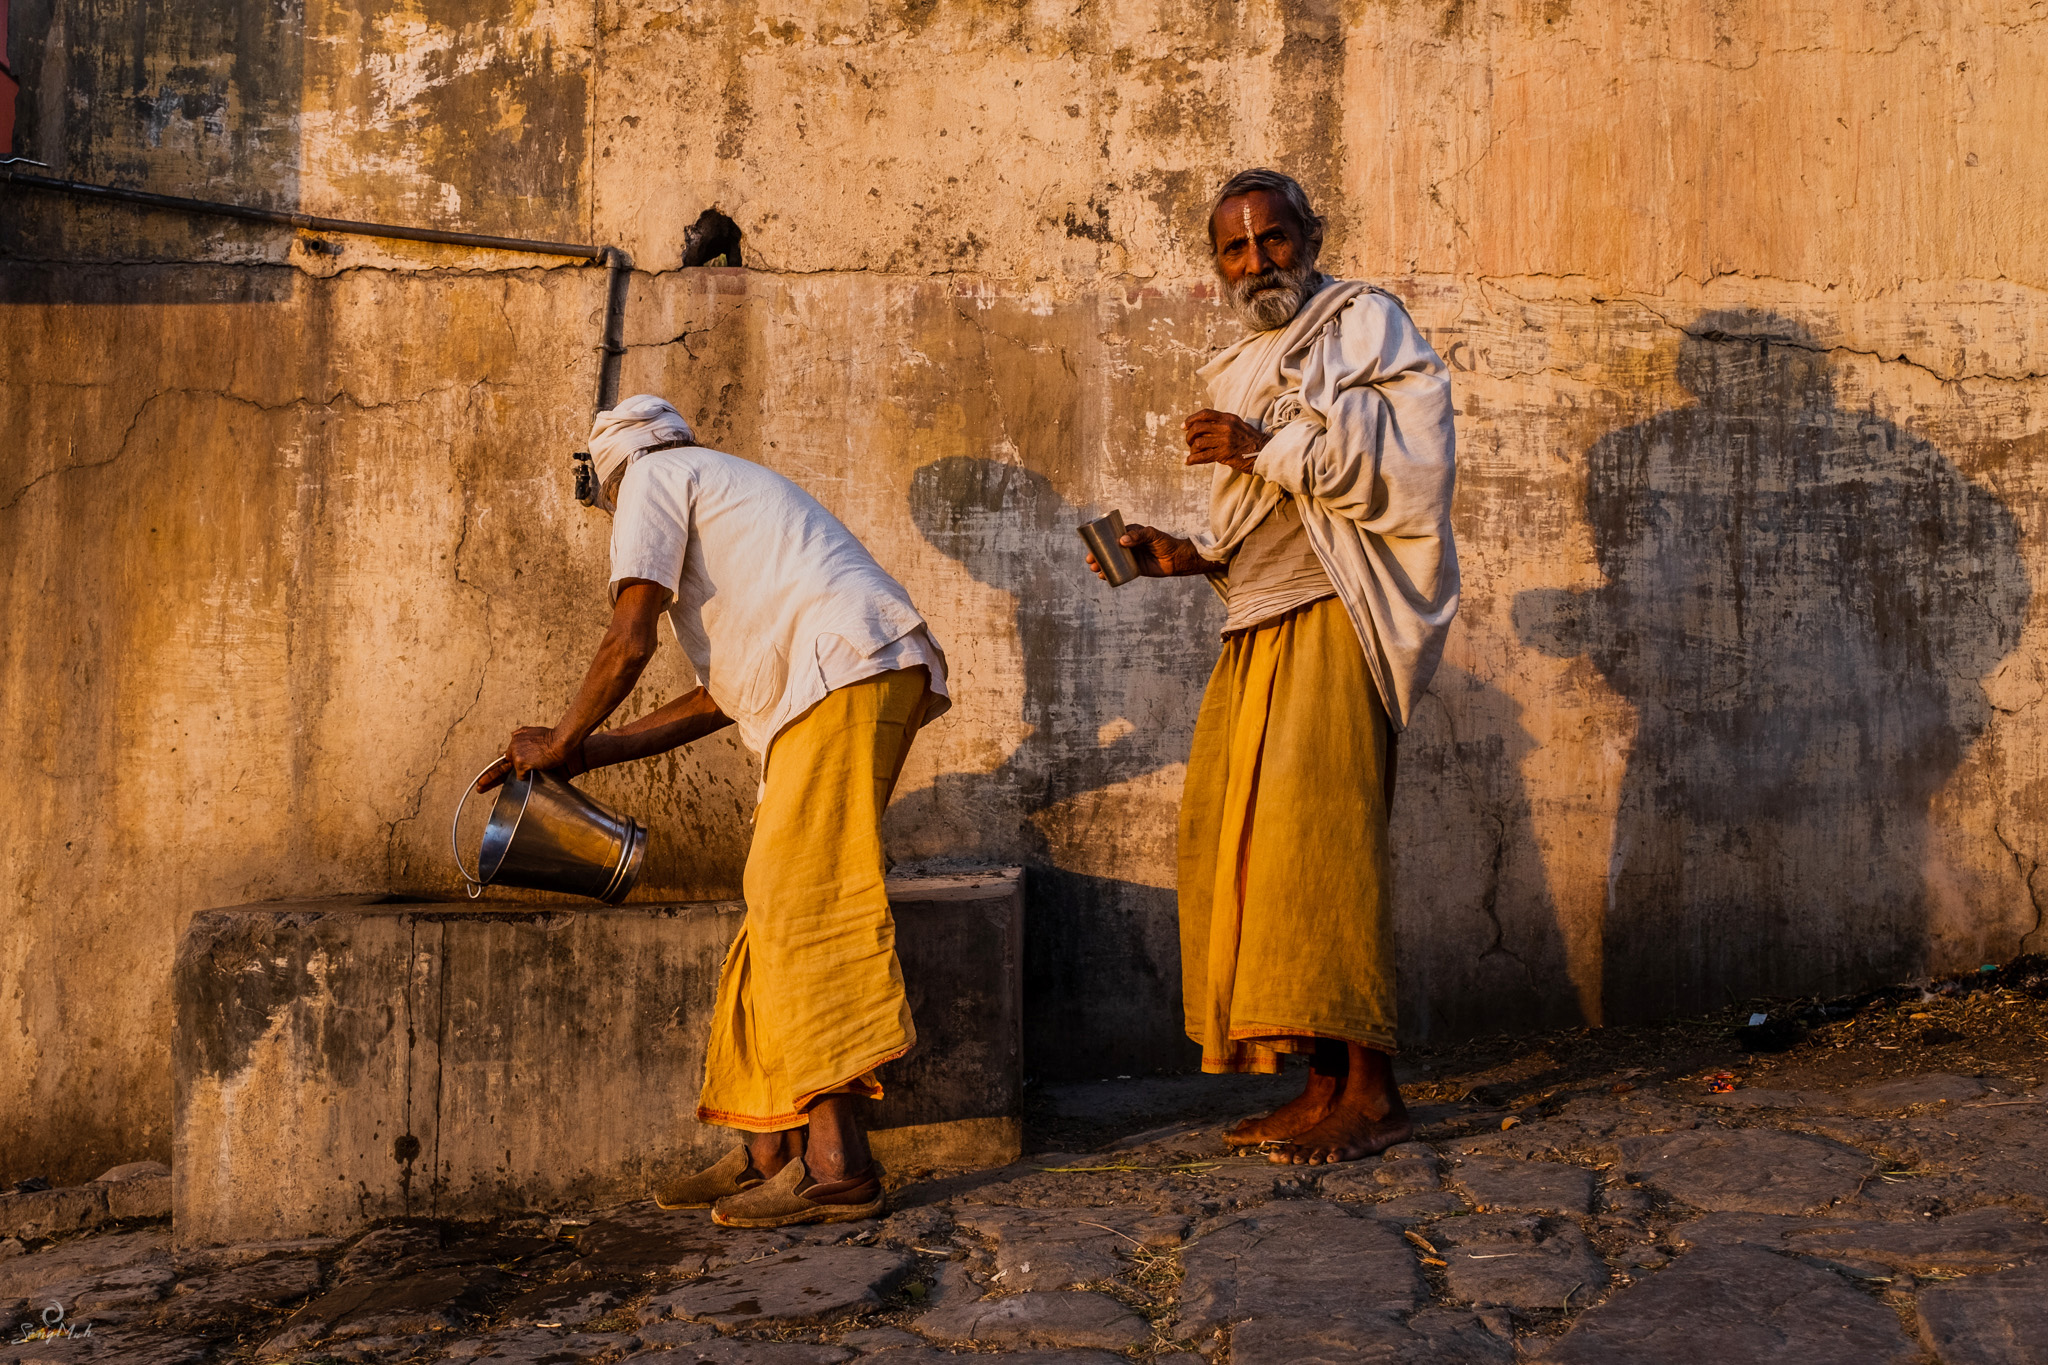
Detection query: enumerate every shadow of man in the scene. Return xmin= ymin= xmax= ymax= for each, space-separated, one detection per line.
xmin=898 ymin=456 xmax=1223 ymax=1073
xmin=1517 ymin=310 xmax=2028 ymax=1023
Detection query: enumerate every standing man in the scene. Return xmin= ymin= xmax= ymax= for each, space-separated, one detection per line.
xmin=1090 ymin=169 xmax=1458 ymax=1164
xmin=483 ymin=393 xmax=949 ymax=1225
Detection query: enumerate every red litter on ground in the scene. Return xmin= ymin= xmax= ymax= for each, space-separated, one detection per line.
xmin=1708 ymin=1072 xmax=1739 ymax=1093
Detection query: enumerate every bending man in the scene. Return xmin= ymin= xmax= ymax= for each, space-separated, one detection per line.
xmin=1091 ymin=169 xmax=1458 ymax=1164
xmin=484 ymin=394 xmax=949 ymax=1224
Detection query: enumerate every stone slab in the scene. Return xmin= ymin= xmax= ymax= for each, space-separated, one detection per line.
xmin=1361 ymin=1191 xmax=1469 ymax=1220
xmin=0 ymin=1233 xmax=171 ymax=1303
xmin=1448 ymin=1157 xmax=1597 ymax=1214
xmin=1436 ymin=1214 xmax=1608 ymax=1309
xmin=914 ymin=1289 xmax=1150 ymax=1349
xmin=0 ymin=1190 xmax=108 ymax=1243
xmin=1916 ymin=1259 xmax=2048 ymax=1364
xmin=1614 ymin=1128 xmax=1872 ymax=1213
xmin=1174 ymin=1203 xmax=1424 ymax=1338
xmin=622 ymin=1344 xmax=853 ymax=1365
xmin=0 ymin=1170 xmax=172 ymax=1244
xmin=39 ymin=1265 xmax=175 ymax=1319
xmin=0 ymin=1324 xmax=211 ymax=1365
xmin=1537 ymin=1244 xmax=1918 ymax=1364
xmin=650 ymin=1245 xmax=915 ymax=1327
xmin=1672 ymin=1206 xmax=2048 ymax=1272
xmin=172 ymin=872 xmax=1022 ymax=1245
xmin=444 ymin=1328 xmax=649 ymax=1363
xmin=860 ymin=1352 xmax=1131 ymax=1365
xmin=155 ymin=1256 xmax=324 ymax=1327
xmin=1847 ymin=1074 xmax=1989 ymax=1112
xmin=1230 ymin=1309 xmax=1515 ymax=1364
xmin=951 ymin=1205 xmax=1186 ymax=1290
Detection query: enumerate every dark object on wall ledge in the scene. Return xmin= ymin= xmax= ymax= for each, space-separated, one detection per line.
xmin=681 ymin=207 xmax=742 ymax=268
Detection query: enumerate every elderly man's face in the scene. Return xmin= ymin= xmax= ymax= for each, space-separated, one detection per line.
xmin=1211 ymin=191 xmax=1309 ymax=286
xmin=1211 ymin=190 xmax=1319 ymax=330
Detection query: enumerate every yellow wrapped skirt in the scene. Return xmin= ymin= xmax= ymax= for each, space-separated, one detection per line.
xmin=1178 ymin=597 xmax=1397 ymax=1072
xmin=696 ymin=667 xmax=928 ymax=1131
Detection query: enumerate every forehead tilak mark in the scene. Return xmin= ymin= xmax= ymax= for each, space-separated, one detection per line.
xmin=1242 ymin=202 xmax=1255 ymax=241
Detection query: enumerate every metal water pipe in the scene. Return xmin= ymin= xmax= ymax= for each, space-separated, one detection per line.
xmin=0 ymin=166 xmax=635 ymax=418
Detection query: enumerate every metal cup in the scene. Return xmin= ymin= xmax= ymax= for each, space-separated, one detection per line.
xmin=452 ymin=763 xmax=648 ymax=904
xmin=1078 ymin=509 xmax=1142 ymax=587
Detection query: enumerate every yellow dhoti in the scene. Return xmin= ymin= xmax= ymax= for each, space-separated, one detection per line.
xmin=696 ymin=667 xmax=928 ymax=1132
xmin=1178 ymin=596 xmax=1396 ymax=1073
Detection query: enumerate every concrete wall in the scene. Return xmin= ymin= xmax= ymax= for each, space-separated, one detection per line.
xmin=173 ymin=876 xmax=1021 ymax=1246
xmin=4 ymin=0 xmax=2046 ymax=1184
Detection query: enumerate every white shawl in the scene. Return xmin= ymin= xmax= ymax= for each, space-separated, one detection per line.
xmin=1192 ymin=279 xmax=1459 ymax=729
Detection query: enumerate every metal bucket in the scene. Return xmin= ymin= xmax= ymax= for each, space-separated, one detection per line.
xmin=451 ymin=762 xmax=647 ymax=904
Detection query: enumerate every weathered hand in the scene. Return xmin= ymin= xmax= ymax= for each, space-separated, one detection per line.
xmin=476 ymin=726 xmax=588 ymax=791
xmin=1085 ymin=522 xmax=1213 ymax=579
xmin=1183 ymin=409 xmax=1268 ymax=473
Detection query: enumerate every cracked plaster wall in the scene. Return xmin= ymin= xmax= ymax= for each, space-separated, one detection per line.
xmin=3 ymin=0 xmax=2046 ymax=1182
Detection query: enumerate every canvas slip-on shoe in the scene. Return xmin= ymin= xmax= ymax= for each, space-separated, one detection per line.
xmin=653 ymin=1146 xmax=764 ymax=1209
xmin=710 ymin=1154 xmax=885 ymax=1227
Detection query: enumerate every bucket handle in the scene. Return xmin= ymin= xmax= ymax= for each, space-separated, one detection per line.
xmin=450 ymin=758 xmax=506 ymax=900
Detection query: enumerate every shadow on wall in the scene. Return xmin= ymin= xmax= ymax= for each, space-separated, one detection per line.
xmin=897 ymin=456 xmax=1223 ymax=1077
xmin=1393 ymin=664 xmax=1583 ymax=1038
xmin=1517 ymin=310 xmax=2029 ymax=1023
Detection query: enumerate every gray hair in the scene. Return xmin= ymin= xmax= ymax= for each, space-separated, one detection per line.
xmin=1206 ymin=168 xmax=1325 ymax=255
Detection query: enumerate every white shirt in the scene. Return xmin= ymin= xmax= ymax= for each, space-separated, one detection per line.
xmin=608 ymin=446 xmax=951 ymax=760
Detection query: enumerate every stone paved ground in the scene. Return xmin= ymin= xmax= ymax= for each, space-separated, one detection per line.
xmin=3 ymin=960 xmax=2044 ymax=1364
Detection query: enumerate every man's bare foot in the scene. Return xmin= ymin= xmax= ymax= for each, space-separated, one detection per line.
xmin=1267 ymin=1107 xmax=1414 ymax=1164
xmin=1224 ymin=1068 xmax=1338 ymax=1146
xmin=1267 ymin=1043 xmax=1411 ymax=1165
xmin=1223 ymin=1043 xmax=1346 ymax=1146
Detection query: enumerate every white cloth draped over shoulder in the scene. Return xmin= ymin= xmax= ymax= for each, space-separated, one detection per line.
xmin=1192 ymin=278 xmax=1460 ymax=730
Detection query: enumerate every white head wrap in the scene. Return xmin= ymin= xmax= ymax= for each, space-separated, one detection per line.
xmin=588 ymin=394 xmax=695 ymax=508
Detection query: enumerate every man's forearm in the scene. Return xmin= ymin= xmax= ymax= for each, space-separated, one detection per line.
xmin=585 ymin=687 xmax=734 ymax=767
xmin=548 ymin=622 xmax=660 ymax=752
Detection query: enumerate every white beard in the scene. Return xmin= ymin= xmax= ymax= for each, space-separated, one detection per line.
xmin=1225 ymin=260 xmax=1324 ymax=331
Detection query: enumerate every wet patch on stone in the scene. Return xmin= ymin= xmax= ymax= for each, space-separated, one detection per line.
xmin=497 ymin=1275 xmax=640 ymax=1327
xmin=261 ymin=1263 xmax=507 ymax=1352
xmin=155 ymin=1255 xmax=322 ymax=1327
